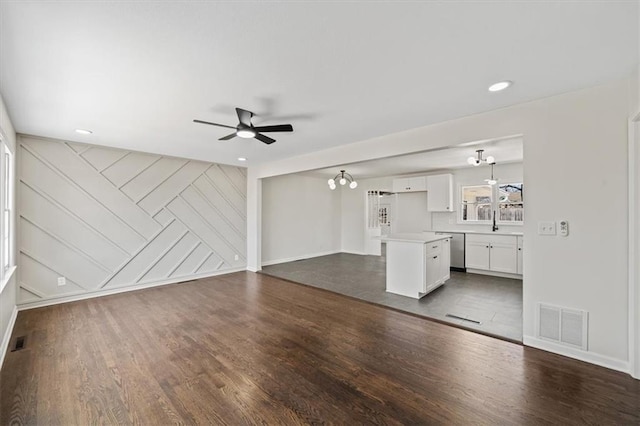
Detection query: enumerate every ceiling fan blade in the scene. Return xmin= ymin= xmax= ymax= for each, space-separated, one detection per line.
xmin=193 ymin=119 xmax=236 ymax=130
xmin=236 ymin=108 xmax=253 ymax=126
xmin=252 ymin=124 xmax=293 ymax=133
xmin=254 ymin=132 xmax=276 ymax=145
xmin=219 ymin=132 xmax=237 ymax=141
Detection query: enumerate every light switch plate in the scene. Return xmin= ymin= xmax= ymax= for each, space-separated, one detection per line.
xmin=538 ymin=221 xmax=556 ymax=235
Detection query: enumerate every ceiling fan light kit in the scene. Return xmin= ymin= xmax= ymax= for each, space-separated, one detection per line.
xmin=328 ymin=170 xmax=357 ymax=190
xmin=194 ymin=107 xmax=293 ymax=145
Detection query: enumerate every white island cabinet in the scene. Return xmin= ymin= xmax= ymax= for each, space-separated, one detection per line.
xmin=382 ymin=233 xmax=451 ymax=299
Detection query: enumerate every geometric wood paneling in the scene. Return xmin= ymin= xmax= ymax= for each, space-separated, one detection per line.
xmin=18 ymin=136 xmax=247 ymax=305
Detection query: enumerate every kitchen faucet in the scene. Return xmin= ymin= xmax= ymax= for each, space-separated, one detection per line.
xmin=492 ymin=210 xmax=499 ymax=232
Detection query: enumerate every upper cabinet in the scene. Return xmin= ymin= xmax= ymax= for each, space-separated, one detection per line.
xmin=426 ymin=174 xmax=453 ymax=212
xmin=392 ymin=176 xmax=427 ymax=193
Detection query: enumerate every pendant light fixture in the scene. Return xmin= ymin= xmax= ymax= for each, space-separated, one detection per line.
xmin=485 ymin=162 xmax=498 ymax=185
xmin=328 ymin=170 xmax=358 ymax=190
xmin=467 ymin=149 xmax=495 ymax=166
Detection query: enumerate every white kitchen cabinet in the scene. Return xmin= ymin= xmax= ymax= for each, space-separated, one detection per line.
xmin=426 ymin=174 xmax=453 ymax=212
xmin=392 ymin=176 xmax=427 ymax=193
xmin=440 ymin=237 xmax=451 ymax=282
xmin=425 ymin=251 xmax=441 ymax=292
xmin=465 ymin=239 xmax=491 ymax=270
xmin=384 ymin=233 xmax=451 ymax=298
xmin=465 ymin=234 xmax=518 ymax=274
xmin=517 ymin=236 xmax=523 ymax=275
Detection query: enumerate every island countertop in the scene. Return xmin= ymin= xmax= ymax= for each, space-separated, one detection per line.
xmin=380 ymin=232 xmax=452 ymax=244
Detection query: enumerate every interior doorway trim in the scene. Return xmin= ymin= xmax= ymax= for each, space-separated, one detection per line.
xmin=629 ymin=111 xmax=640 ymax=379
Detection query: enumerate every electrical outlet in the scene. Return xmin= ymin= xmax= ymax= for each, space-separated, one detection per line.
xmin=234 ymin=254 xmax=239 ymax=261
xmin=57 ymin=276 xmax=66 ymax=286
xmin=538 ymin=221 xmax=556 ymax=236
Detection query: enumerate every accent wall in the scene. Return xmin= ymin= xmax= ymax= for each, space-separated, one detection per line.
xmin=18 ymin=136 xmax=247 ymax=306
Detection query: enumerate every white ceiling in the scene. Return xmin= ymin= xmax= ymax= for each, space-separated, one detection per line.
xmin=305 ymin=136 xmax=523 ymax=180
xmin=0 ymin=1 xmax=637 ymax=169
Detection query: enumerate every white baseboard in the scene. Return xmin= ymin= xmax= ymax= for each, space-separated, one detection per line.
xmin=523 ymin=335 xmax=630 ymax=375
xmin=261 ymin=250 xmax=341 ymax=266
xmin=466 ymin=268 xmax=522 ymax=280
xmin=0 ymin=305 xmax=18 ymax=369
xmin=17 ymin=267 xmax=246 ymax=311
xmin=341 ymin=250 xmax=368 ymax=256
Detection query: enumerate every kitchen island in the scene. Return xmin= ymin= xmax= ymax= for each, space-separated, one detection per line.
xmin=381 ymin=232 xmax=451 ymax=299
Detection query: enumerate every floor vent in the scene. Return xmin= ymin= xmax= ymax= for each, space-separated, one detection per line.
xmin=446 ymin=314 xmax=481 ymax=324
xmin=11 ymin=336 xmax=26 ymax=352
xmin=537 ymin=303 xmax=588 ymax=350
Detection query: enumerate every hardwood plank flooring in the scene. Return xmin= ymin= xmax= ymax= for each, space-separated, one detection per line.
xmin=1 ymin=271 xmax=638 ymax=425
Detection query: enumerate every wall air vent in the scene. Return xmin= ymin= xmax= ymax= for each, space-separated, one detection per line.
xmin=537 ymin=303 xmax=588 ymax=350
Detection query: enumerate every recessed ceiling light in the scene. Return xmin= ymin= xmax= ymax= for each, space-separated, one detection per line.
xmin=75 ymin=129 xmax=93 ymax=135
xmin=237 ymin=157 xmax=247 ymax=162
xmin=488 ymin=81 xmax=513 ymax=92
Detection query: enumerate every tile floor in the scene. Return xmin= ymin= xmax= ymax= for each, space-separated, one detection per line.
xmin=262 ymin=250 xmax=523 ymax=342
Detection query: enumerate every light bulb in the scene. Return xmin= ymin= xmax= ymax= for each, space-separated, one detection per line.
xmin=467 ymin=157 xmax=476 ymax=165
xmin=488 ymin=80 xmax=512 ymax=92
xmin=488 ymin=179 xmax=497 ymax=185
xmin=486 ymin=156 xmax=495 ymax=164
xmin=328 ymin=178 xmax=335 ymax=185
xmin=329 ymin=183 xmax=336 ymax=190
xmin=473 ymin=159 xmax=481 ymax=166
xmin=237 ymin=129 xmax=256 ymax=138
xmin=349 ymin=181 xmax=358 ymax=189
xmin=339 ymin=178 xmax=347 ymax=185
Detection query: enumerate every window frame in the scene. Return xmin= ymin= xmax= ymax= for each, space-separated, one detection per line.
xmin=459 ymin=184 xmax=493 ymax=224
xmin=458 ymin=181 xmax=524 ymax=225
xmin=0 ymin=137 xmax=15 ymax=293
xmin=497 ymin=182 xmax=524 ymax=224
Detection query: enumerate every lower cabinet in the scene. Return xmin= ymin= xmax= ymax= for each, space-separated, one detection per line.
xmin=517 ymin=236 xmax=523 ymax=275
xmin=424 ymin=238 xmax=451 ymax=292
xmin=465 ymin=234 xmax=519 ymax=274
xmin=386 ymin=237 xmax=451 ymax=299
xmin=440 ymin=237 xmax=451 ymax=282
xmin=425 ymin=251 xmax=441 ymax=292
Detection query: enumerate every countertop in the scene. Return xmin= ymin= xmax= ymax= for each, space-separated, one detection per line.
xmin=380 ymin=232 xmax=451 ymax=243
xmin=429 ymin=229 xmax=523 ymax=237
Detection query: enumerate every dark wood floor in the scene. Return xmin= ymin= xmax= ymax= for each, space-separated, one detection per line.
xmin=1 ymin=272 xmax=638 ymax=425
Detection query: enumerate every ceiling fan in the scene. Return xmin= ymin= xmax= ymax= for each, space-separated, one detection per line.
xmin=193 ymin=107 xmax=293 ymax=145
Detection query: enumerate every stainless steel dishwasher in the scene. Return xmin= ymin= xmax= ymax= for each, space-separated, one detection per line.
xmin=436 ymin=232 xmax=465 ymax=271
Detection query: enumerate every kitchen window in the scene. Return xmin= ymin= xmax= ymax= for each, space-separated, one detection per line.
xmin=461 ymin=185 xmax=493 ymax=222
xmin=460 ymin=182 xmax=523 ymax=224
xmin=498 ymin=183 xmax=523 ymax=222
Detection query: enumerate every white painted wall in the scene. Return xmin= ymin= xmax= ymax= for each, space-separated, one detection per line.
xmin=0 ymin=92 xmax=17 ymax=366
xmin=249 ymin=78 xmax=634 ymax=374
xmin=262 ymin=173 xmax=341 ymax=264
xmin=17 ymin=136 xmax=247 ymax=307
xmin=394 ymin=192 xmax=429 ymax=233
